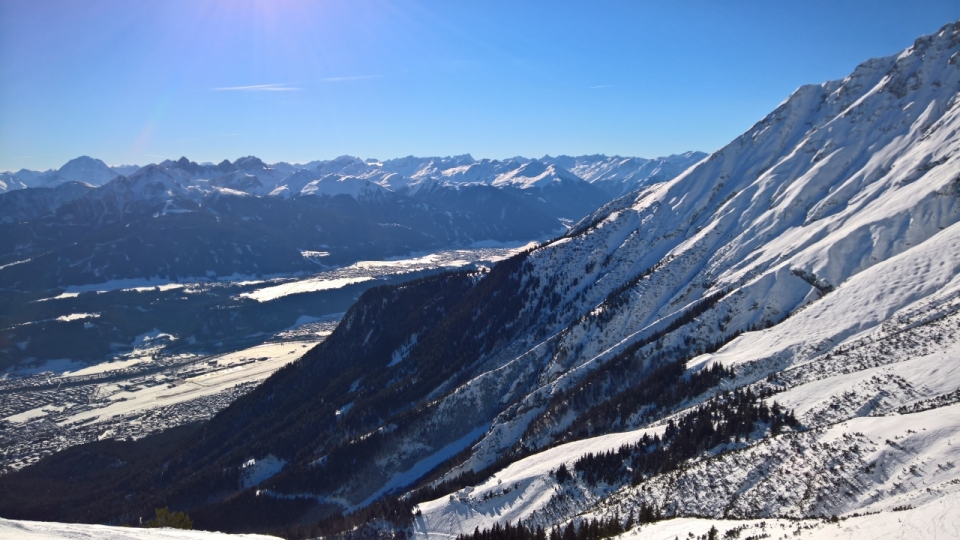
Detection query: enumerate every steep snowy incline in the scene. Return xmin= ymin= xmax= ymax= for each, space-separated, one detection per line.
xmin=433 ymin=20 xmax=960 ymax=471
xmin=413 ymin=220 xmax=960 ymax=537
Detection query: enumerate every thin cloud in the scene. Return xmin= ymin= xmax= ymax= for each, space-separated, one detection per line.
xmin=590 ymin=84 xmax=617 ymax=89
xmin=322 ymin=75 xmax=383 ymax=82
xmin=213 ymin=83 xmax=301 ymax=92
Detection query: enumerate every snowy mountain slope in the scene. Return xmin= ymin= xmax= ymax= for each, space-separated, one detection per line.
xmin=379 ymin=154 xmax=479 ymax=189
xmin=50 ymin=156 xmax=120 ymax=185
xmin=439 ymin=18 xmax=960 ymax=471
xmin=209 ymin=170 xmax=265 ymax=194
xmin=0 ymin=172 xmax=28 ymax=193
xmin=615 ymin=491 xmax=960 ymax=540
xmin=416 ymin=402 xmax=960 ymax=537
xmin=413 ymin=223 xmax=960 ymax=535
xmin=230 ymin=156 xmax=291 ymax=192
xmin=490 ymin=161 xmax=581 ymax=190
xmin=414 ymin=426 xmax=666 ymax=538
xmin=383 ymin=21 xmax=960 ymax=539
xmin=0 ymin=168 xmax=47 ymax=193
xmin=432 ymin=158 xmax=521 ymax=187
xmin=267 ymin=168 xmax=324 ymax=198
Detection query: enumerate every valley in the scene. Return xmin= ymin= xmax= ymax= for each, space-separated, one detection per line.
xmin=0 ymin=242 xmax=533 ymax=476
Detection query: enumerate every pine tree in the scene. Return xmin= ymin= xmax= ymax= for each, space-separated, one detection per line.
xmin=143 ymin=507 xmax=192 ymax=529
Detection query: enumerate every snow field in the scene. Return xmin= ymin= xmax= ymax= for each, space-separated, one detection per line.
xmin=414 ymin=426 xmax=665 ymax=539
xmin=56 ymin=341 xmax=319 ymax=428
xmin=618 ymin=491 xmax=960 ymax=539
xmin=239 ymin=276 xmax=374 ymax=302
xmin=238 ymin=244 xmax=529 ymax=302
xmin=0 ymin=517 xmax=280 ymax=539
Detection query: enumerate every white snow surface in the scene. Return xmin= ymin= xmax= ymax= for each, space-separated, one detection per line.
xmin=239 ymin=276 xmax=374 ymax=302
xmin=240 ymin=455 xmax=287 ymax=489
xmin=414 ymin=426 xmax=665 ymax=538
xmin=0 ymin=518 xmax=279 ymax=539
xmin=616 ymin=491 xmax=960 ymax=539
xmin=55 ymin=313 xmax=100 ymax=322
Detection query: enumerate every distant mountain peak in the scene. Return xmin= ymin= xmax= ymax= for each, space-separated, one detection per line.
xmin=235 ymin=155 xmax=267 ymax=170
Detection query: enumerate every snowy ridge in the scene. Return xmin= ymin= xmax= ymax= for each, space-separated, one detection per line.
xmin=26 ymin=156 xmax=120 ymax=189
xmin=300 ymin=175 xmax=393 ymax=200
xmin=543 ymin=152 xmax=708 ymax=197
xmin=490 ymin=161 xmax=583 ymax=189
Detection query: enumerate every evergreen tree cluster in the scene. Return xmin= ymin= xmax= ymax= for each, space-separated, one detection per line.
xmin=523 ymin=289 xmax=742 ymax=448
xmin=572 ymin=388 xmax=799 ymax=487
xmin=456 ymin=511 xmax=656 ymax=540
xmin=563 ymin=361 xmax=732 ymax=442
xmin=276 ymin=495 xmax=416 ymax=540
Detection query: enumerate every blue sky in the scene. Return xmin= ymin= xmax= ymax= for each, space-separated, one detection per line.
xmin=1 ymin=1 xmax=958 ymax=171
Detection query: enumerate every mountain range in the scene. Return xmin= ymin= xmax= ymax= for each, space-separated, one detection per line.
xmin=0 ymin=152 xmax=703 ymax=291
xmin=1 ymin=19 xmax=959 ymax=540
xmin=0 ymin=152 xmax=706 ymax=198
